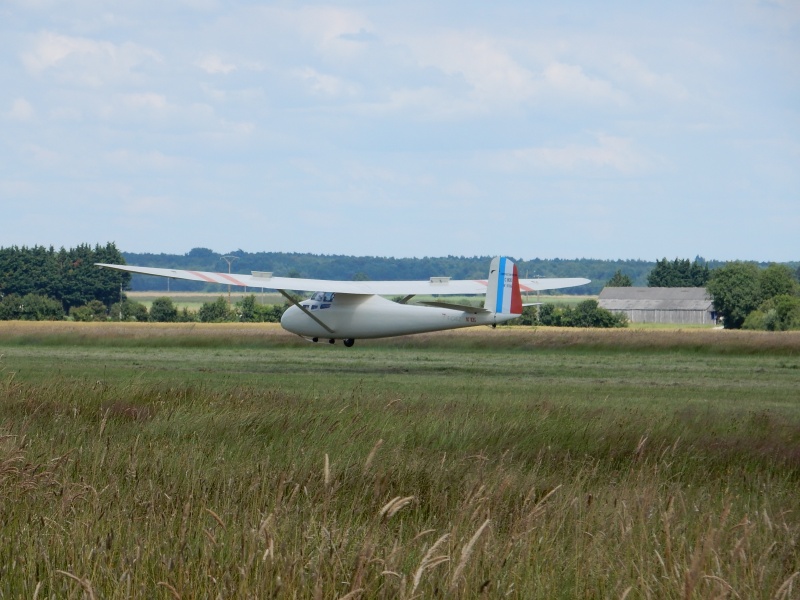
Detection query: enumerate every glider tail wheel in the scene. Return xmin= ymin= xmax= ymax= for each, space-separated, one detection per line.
xmin=343 ymin=338 xmax=355 ymax=347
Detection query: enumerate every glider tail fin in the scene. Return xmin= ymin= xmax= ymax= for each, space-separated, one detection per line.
xmin=484 ymin=257 xmax=523 ymax=315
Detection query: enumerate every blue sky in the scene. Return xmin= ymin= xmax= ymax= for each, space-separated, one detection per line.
xmin=2 ymin=1 xmax=798 ymax=261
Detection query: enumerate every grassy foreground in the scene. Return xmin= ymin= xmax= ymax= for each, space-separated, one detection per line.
xmin=1 ymin=323 xmax=799 ymax=599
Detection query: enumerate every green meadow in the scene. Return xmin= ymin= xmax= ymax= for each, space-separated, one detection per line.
xmin=0 ymin=323 xmax=798 ymax=599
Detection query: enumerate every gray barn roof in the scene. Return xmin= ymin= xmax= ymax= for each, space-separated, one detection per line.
xmin=598 ymin=287 xmax=713 ymax=311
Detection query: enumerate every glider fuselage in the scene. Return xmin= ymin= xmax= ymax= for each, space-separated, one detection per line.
xmin=280 ymin=294 xmax=514 ymax=339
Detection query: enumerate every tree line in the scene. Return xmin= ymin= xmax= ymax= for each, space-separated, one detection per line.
xmin=0 ymin=243 xmax=129 ymax=320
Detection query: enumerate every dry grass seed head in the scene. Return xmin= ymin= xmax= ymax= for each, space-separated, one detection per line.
xmin=449 ymin=518 xmax=491 ymax=592
xmin=157 ymin=581 xmax=182 ymax=600
xmin=204 ymin=507 xmax=225 ymax=529
xmin=380 ymin=496 xmax=415 ymax=521
xmin=56 ymin=570 xmax=96 ymax=600
xmin=363 ymin=439 xmax=383 ymax=474
xmin=410 ymin=533 xmax=450 ymax=597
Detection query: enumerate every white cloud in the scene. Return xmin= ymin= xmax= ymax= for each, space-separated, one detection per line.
xmin=406 ymin=31 xmax=537 ymax=112
xmin=0 ymin=179 xmax=36 ymax=197
xmin=23 ymin=143 xmax=60 ymax=166
xmin=255 ymin=5 xmax=373 ymax=62
xmin=496 ymin=134 xmax=648 ymax=174
xmin=292 ymin=6 xmax=373 ymax=59
xmin=394 ymin=31 xmax=629 ymax=115
xmin=105 ymin=149 xmax=188 ymax=171
xmin=295 ymin=67 xmax=358 ymax=97
xmin=543 ymin=62 xmax=627 ymax=106
xmin=611 ymin=54 xmax=687 ymax=101
xmin=8 ymin=98 xmax=34 ymax=120
xmin=353 ymin=87 xmax=453 ymax=119
xmin=21 ymin=31 xmax=160 ymax=86
xmin=120 ymin=92 xmax=169 ymax=111
xmin=444 ymin=180 xmax=480 ymax=199
xmin=49 ymin=106 xmax=82 ymax=120
xmin=196 ymin=55 xmax=237 ymax=75
xmin=199 ymin=83 xmax=265 ymax=106
xmin=178 ymin=0 xmax=219 ymax=10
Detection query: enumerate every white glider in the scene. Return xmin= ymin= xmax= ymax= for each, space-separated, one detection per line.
xmin=97 ymin=257 xmax=589 ymax=346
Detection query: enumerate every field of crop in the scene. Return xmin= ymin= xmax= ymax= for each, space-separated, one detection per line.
xmin=1 ymin=322 xmax=798 ymax=598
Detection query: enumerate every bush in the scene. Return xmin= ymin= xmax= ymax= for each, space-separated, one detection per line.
xmin=537 ymin=301 xmax=627 ymax=328
xmin=150 ymin=297 xmax=178 ymax=322
xmin=69 ymin=299 xmax=107 ymax=322
xmin=537 ymin=303 xmax=564 ymax=326
xmin=0 ymin=293 xmax=64 ymax=320
xmin=109 ymin=299 xmax=148 ymax=322
xmin=754 ymin=295 xmax=800 ymax=331
xmin=198 ymin=297 xmax=235 ymax=323
xmin=741 ymin=310 xmax=767 ymax=330
xmin=177 ymin=307 xmax=198 ymax=322
xmin=515 ymin=306 xmax=539 ymax=326
xmin=235 ymin=295 xmax=287 ymax=323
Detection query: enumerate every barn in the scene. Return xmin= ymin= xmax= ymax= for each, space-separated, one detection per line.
xmin=598 ymin=287 xmax=716 ymax=325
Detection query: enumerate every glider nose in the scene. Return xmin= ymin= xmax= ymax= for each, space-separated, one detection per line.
xmin=280 ymin=305 xmax=302 ymax=334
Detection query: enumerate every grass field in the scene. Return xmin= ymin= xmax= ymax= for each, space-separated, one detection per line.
xmin=0 ymin=323 xmax=798 ymax=598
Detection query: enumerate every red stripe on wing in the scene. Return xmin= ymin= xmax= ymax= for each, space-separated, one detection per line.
xmin=187 ymin=270 xmax=219 ymax=283
xmin=218 ymin=273 xmax=247 ymax=286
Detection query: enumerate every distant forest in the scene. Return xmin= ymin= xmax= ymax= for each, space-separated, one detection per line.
xmin=123 ymin=248 xmax=758 ymax=295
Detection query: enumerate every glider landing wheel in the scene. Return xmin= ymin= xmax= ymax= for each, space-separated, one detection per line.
xmin=343 ymin=338 xmax=355 ymax=348
xmin=328 ymin=339 xmax=336 ymax=344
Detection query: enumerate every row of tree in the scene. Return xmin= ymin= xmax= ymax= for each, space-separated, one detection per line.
xmin=606 ymin=258 xmax=711 ymax=288
xmin=0 ymin=243 xmax=129 ymax=310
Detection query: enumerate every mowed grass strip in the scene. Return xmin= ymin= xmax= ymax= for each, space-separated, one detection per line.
xmin=0 ymin=323 xmax=798 ymax=598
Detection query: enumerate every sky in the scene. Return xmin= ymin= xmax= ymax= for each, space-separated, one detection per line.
xmin=1 ymin=1 xmax=798 ymax=262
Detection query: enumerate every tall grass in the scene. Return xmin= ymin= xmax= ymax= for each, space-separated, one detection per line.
xmin=0 ymin=323 xmax=798 ymax=598
xmin=2 ymin=321 xmax=800 ymax=354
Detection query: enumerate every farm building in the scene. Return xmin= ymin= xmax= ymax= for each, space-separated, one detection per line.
xmin=598 ymin=287 xmax=716 ymax=325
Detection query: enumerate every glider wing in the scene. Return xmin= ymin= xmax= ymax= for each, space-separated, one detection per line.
xmin=96 ymin=264 xmax=590 ymax=295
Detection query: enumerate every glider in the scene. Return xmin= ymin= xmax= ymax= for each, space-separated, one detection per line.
xmin=97 ymin=257 xmax=589 ymax=346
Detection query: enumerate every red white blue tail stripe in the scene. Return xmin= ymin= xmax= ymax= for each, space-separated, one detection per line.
xmin=486 ymin=257 xmax=523 ymax=315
